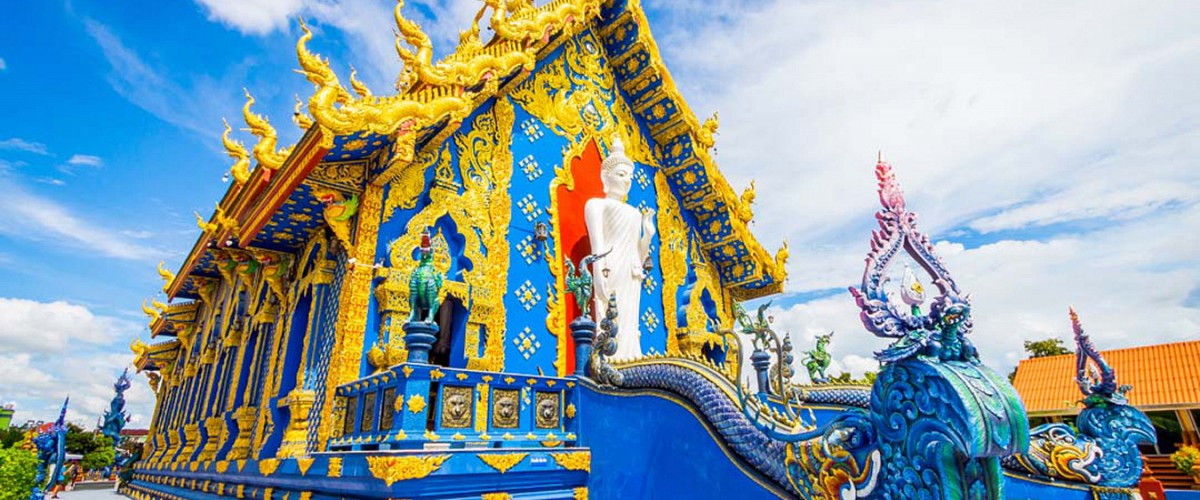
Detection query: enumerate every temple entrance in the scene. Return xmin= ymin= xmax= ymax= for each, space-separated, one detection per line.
xmin=429 ymin=296 xmax=468 ymax=368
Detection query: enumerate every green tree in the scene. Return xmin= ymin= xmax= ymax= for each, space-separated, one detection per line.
xmin=1009 ymin=337 xmax=1072 ymax=382
xmin=0 ymin=427 xmax=26 ymax=449
xmin=64 ymin=424 xmax=102 ymax=456
xmin=80 ymin=436 xmax=115 ymax=471
xmin=0 ymin=446 xmax=38 ymax=500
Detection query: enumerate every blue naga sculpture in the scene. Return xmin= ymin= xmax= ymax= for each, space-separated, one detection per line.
xmin=1002 ymin=308 xmax=1155 ymax=488
xmin=101 ymin=368 xmax=132 ymax=448
xmin=30 ymin=398 xmax=69 ymax=500
xmin=849 ymin=158 xmax=1028 ymax=499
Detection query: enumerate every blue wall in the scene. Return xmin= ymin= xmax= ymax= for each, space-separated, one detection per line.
xmin=578 ymin=386 xmax=785 ymax=499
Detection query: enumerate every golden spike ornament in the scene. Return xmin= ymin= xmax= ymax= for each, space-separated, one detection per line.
xmin=293 ymin=95 xmax=313 ymax=130
xmin=295 ymin=21 xmax=474 ymax=154
xmin=348 ymin=65 xmax=372 ymax=98
xmin=242 ymin=89 xmax=293 ymax=170
xmin=194 ymin=211 xmax=219 ymax=233
xmin=156 ymin=261 xmax=176 ymax=294
xmin=141 ymin=300 xmax=161 ymax=322
xmin=221 ymin=118 xmax=252 ymax=184
xmin=392 ymin=0 xmax=537 ymax=90
xmin=485 ymin=0 xmax=603 ymax=46
xmin=737 ymin=180 xmax=756 ymax=223
xmin=696 ymin=111 xmax=719 ymax=151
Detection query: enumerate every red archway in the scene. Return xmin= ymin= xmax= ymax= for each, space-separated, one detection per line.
xmin=555 ymin=138 xmax=606 ymax=374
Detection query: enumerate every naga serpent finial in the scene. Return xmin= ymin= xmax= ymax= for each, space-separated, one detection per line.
xmin=849 ymin=156 xmax=977 ymax=364
xmin=1072 ymin=307 xmax=1131 ymax=406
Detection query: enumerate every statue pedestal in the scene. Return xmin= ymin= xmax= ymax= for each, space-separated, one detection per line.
xmin=751 ymin=349 xmax=772 ymax=394
xmin=403 ymin=322 xmax=439 ymax=364
xmin=570 ymin=317 xmax=597 ymax=377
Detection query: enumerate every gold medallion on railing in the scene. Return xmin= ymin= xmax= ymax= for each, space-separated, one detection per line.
xmin=441 ymin=386 xmax=474 ymax=428
xmin=535 ymin=392 xmax=561 ymax=429
xmin=492 ymin=389 xmax=520 ymax=429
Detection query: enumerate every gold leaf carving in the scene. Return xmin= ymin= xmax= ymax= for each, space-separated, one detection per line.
xmin=550 ymin=451 xmax=591 ymax=472
xmin=365 ymin=455 xmax=450 ymax=486
xmin=476 ymin=453 xmax=528 ymax=474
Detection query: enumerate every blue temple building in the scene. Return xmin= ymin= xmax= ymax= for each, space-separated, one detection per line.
xmin=124 ymin=1 xmax=1163 ymax=499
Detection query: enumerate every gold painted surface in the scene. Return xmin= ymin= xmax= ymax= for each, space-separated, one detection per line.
xmin=406 ymin=394 xmax=426 ymax=414
xmin=481 ymin=494 xmax=513 ymax=500
xmin=550 ymin=451 xmax=591 ymax=472
xmin=365 ymin=455 xmax=450 ymax=486
xmin=316 ymin=182 xmax=383 ymax=451
xmin=477 ymin=453 xmax=528 ymax=474
xmin=440 ymin=386 xmax=473 ymax=428
xmin=258 ymin=458 xmax=280 ymax=476
xmin=491 ymin=388 xmax=520 ymax=429
xmin=242 ymin=90 xmax=293 ymax=171
xmin=535 ymin=391 xmax=561 ymax=429
xmin=296 ymin=457 xmax=315 ymax=476
xmin=328 ymin=457 xmax=343 ymax=478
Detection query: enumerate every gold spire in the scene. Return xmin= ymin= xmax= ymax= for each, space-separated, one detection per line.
xmin=141 ymin=300 xmax=161 ymax=321
xmin=349 ymin=65 xmax=372 ymax=98
xmin=156 ymin=261 xmax=176 ymax=294
xmin=293 ymin=95 xmax=313 ymax=130
xmin=295 ymin=19 xmax=475 ymax=156
xmin=221 ymin=118 xmax=252 ymax=184
xmin=242 ymin=89 xmax=292 ymax=171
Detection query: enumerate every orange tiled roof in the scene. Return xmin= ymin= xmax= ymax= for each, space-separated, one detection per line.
xmin=1012 ymin=340 xmax=1200 ymax=415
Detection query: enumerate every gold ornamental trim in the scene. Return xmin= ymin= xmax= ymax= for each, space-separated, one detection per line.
xmin=550 ymin=451 xmax=591 ymax=472
xmin=476 ymin=453 xmax=528 ymax=474
xmin=258 ymin=458 xmax=280 ymax=476
xmin=365 ymin=454 xmax=450 ymax=486
xmin=296 ymin=457 xmax=315 ymax=476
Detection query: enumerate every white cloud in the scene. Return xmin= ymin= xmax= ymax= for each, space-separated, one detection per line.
xmin=651 ymin=0 xmax=1200 ymax=245
xmin=0 ymin=298 xmax=129 ymax=353
xmin=0 ymin=57 xmax=7 ymax=71
xmin=0 ymin=138 xmax=48 ymax=155
xmin=83 ymin=19 xmax=243 ymax=142
xmin=66 ymin=154 xmax=103 ymax=167
xmin=0 ymin=178 xmax=162 ymax=260
xmin=193 ymin=0 xmax=304 ymax=35
xmin=0 ymin=298 xmax=154 ymax=428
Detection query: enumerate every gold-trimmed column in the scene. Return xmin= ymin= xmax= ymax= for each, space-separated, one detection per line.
xmin=315 ymin=182 xmax=384 ymax=450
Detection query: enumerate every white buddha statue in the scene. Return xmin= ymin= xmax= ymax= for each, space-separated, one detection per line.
xmin=585 ymin=138 xmax=655 ymax=361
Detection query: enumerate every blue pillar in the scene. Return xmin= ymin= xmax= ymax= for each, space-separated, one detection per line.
xmin=751 ymin=349 xmax=771 ymax=394
xmin=403 ymin=322 xmax=439 ymax=364
xmin=570 ymin=317 xmax=597 ymax=377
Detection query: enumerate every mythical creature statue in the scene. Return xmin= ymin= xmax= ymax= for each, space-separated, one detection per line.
xmin=696 ymin=111 xmax=719 ymax=151
xmin=1002 ymin=309 xmax=1155 ymax=488
xmin=30 ymin=398 xmax=68 ymax=500
xmin=101 ymin=369 xmax=132 ymax=447
xmin=221 ymin=118 xmax=252 ymax=184
xmin=734 ymin=301 xmax=773 ymax=350
xmin=407 ymin=229 xmax=443 ymax=323
xmin=849 ymin=157 xmax=979 ymax=364
xmin=801 ymin=332 xmax=833 ymax=384
xmin=847 ymin=157 xmax=1027 ymax=498
xmin=314 ymin=188 xmax=360 ymax=250
xmin=564 ymin=250 xmax=611 ymax=318
xmin=589 ymin=293 xmax=624 ymax=386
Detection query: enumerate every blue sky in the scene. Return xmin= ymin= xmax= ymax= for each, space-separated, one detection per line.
xmin=1 ymin=0 xmax=1197 ymax=427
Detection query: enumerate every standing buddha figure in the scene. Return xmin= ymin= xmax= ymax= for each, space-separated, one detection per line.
xmin=585 ymin=137 xmax=655 ymax=361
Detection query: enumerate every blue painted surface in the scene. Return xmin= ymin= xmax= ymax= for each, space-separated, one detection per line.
xmin=578 ymin=385 xmax=782 ymax=499
xmin=1168 ymin=490 xmax=1200 ymax=500
xmin=1004 ymin=473 xmax=1092 ymax=500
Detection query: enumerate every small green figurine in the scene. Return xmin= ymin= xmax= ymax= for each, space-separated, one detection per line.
xmin=802 ymin=332 xmax=834 ymax=383
xmin=407 ymin=228 xmax=443 ymax=323
xmin=565 ymin=250 xmax=611 ymax=318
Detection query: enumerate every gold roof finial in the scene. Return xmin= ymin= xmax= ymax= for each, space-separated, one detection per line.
xmin=221 ymin=118 xmax=251 ymax=184
xmin=156 ymin=261 xmax=176 ymax=294
xmin=241 ymin=88 xmax=292 ymax=171
xmin=348 ymin=65 xmax=372 ymax=98
xmin=292 ymin=95 xmax=313 ymax=130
